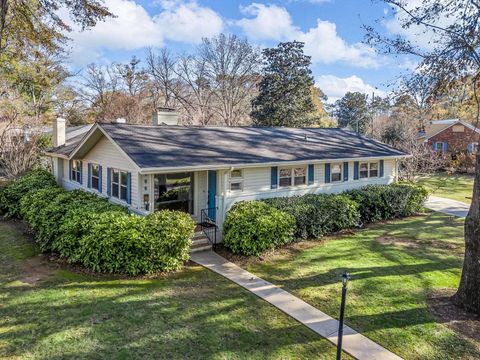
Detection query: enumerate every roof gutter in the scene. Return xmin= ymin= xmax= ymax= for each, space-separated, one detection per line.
xmin=138 ymin=154 xmax=409 ymax=174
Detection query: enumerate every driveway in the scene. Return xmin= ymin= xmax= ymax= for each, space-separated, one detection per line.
xmin=425 ymin=196 xmax=469 ymax=218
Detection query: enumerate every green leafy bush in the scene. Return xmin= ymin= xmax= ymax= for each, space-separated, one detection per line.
xmin=77 ymin=210 xmax=195 ymax=274
xmin=264 ymin=194 xmax=360 ymax=239
xmin=0 ymin=169 xmax=57 ymax=217
xmin=223 ymin=201 xmax=296 ymax=256
xmin=345 ymin=183 xmax=428 ymax=224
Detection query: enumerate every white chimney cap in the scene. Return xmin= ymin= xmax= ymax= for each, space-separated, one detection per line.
xmin=115 ymin=118 xmax=127 ymax=124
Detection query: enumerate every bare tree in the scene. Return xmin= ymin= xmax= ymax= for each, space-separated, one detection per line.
xmin=199 ymin=34 xmax=262 ymax=126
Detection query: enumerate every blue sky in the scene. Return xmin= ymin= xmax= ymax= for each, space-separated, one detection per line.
xmin=63 ymin=0 xmax=419 ymax=102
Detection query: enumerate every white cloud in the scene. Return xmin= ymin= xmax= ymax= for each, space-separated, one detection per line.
xmin=236 ymin=3 xmax=296 ymax=41
xmin=63 ymin=0 xmax=223 ymax=65
xmin=236 ymin=4 xmax=380 ymax=68
xmin=316 ymin=75 xmax=386 ymax=102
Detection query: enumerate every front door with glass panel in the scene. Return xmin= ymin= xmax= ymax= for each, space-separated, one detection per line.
xmin=154 ymin=172 xmax=194 ymax=214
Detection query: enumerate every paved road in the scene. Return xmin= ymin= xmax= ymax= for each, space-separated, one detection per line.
xmin=191 ymin=251 xmax=402 ymax=360
xmin=425 ymin=196 xmax=470 ymax=218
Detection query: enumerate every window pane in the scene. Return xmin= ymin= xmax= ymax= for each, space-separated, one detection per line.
xmin=279 ymin=168 xmax=292 ymax=177
xmin=92 ymin=165 xmax=99 ymax=177
xmin=294 ymin=167 xmax=306 ymax=177
xmin=279 ymin=177 xmax=292 ymax=187
xmin=332 ymin=173 xmax=342 ymax=182
xmin=369 ymin=162 xmax=378 ymax=177
xmin=230 ymin=182 xmax=242 ymax=191
xmin=120 ymin=171 xmax=128 ymax=186
xmin=120 ymin=185 xmax=127 ymax=201
xmin=332 ymin=164 xmax=341 ymax=174
xmin=112 ymin=183 xmax=119 ymax=198
xmin=294 ymin=176 xmax=306 ymax=185
xmin=360 ymin=163 xmax=368 ymax=178
xmin=113 ymin=170 xmax=119 ymax=183
xmin=231 ymin=169 xmax=242 ymax=178
xmin=92 ymin=177 xmax=99 ymax=190
xmin=154 ymin=172 xmax=194 ymax=214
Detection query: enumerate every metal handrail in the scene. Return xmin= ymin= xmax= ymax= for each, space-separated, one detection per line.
xmin=200 ymin=208 xmax=218 ymax=250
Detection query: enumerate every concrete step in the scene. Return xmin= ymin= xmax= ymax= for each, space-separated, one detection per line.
xmin=190 ymin=242 xmax=212 ymax=253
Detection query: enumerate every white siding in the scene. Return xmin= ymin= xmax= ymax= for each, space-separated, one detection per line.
xmin=60 ymin=136 xmax=141 ymax=211
xmin=220 ymin=159 xmax=398 ymax=222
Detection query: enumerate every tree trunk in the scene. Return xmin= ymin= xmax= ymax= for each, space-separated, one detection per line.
xmin=454 ymin=153 xmax=480 ymax=314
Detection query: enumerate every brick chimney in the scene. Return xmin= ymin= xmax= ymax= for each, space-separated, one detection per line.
xmin=152 ymin=107 xmax=179 ymax=126
xmin=53 ymin=118 xmax=66 ymax=147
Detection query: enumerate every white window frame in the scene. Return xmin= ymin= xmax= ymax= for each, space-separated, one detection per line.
xmin=111 ymin=168 xmax=128 ymax=202
xmin=71 ymin=160 xmax=81 ymax=183
xmin=359 ymin=161 xmax=379 ymax=179
xmin=90 ymin=163 xmax=100 ymax=191
xmin=278 ymin=166 xmax=307 ymax=188
xmin=469 ymin=142 xmax=479 ymax=153
xmin=229 ymin=169 xmax=244 ymax=192
xmin=331 ymin=163 xmax=343 ymax=183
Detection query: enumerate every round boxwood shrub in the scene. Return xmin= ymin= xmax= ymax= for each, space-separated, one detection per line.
xmin=0 ymin=168 xmax=57 ymax=217
xmin=223 ymin=201 xmax=296 ymax=256
xmin=77 ymin=210 xmax=195 ymax=275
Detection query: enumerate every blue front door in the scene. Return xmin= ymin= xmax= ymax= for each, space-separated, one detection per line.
xmin=207 ymin=170 xmax=217 ymax=220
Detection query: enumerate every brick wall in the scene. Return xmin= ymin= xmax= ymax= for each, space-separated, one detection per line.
xmin=427 ymin=124 xmax=480 ymax=152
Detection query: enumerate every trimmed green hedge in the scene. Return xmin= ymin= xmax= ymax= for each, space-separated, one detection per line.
xmin=223 ymin=201 xmax=296 ymax=256
xmin=2 ymin=169 xmax=195 ymax=275
xmin=223 ymin=183 xmax=427 ymax=256
xmin=345 ymin=184 xmax=428 ymax=224
xmin=0 ymin=169 xmax=57 ymax=217
xmin=264 ymin=194 xmax=360 ymax=240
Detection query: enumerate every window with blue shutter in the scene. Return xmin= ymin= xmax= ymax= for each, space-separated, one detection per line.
xmin=324 ymin=163 xmax=331 ymax=183
xmin=107 ymin=168 xmax=112 ymax=196
xmin=126 ymin=172 xmax=132 ymax=204
xmin=380 ymin=160 xmax=384 ymax=177
xmin=354 ymin=161 xmax=359 ymax=180
xmin=87 ymin=163 xmax=92 ymax=188
xmin=308 ymin=164 xmax=314 ymax=185
xmin=442 ymin=142 xmax=448 ymax=152
xmin=271 ymin=167 xmax=278 ymax=189
xmin=98 ymin=166 xmax=103 ymax=193
xmin=79 ymin=161 xmax=83 ymax=185
xmin=343 ymin=162 xmax=349 ymax=181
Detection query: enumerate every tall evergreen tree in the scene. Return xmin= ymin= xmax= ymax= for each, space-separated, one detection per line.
xmin=251 ymin=41 xmax=318 ymax=127
xmin=334 ymin=92 xmax=371 ymax=134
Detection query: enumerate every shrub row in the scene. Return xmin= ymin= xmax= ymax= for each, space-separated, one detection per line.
xmin=223 ymin=183 xmax=427 ymax=256
xmin=2 ymin=169 xmax=195 ymax=275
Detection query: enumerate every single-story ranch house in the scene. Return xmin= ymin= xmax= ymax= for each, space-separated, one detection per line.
xmin=47 ymin=109 xmax=408 ymax=246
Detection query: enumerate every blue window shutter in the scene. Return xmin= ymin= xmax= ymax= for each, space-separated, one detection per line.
xmin=380 ymin=160 xmax=384 ymax=177
xmin=87 ymin=163 xmax=92 ymax=188
xmin=79 ymin=161 xmax=83 ymax=185
xmin=99 ymin=166 xmax=103 ymax=193
xmin=308 ymin=164 xmax=314 ymax=185
xmin=69 ymin=160 xmax=72 ymax=181
xmin=271 ymin=167 xmax=278 ymax=189
xmin=343 ymin=162 xmax=348 ymax=181
xmin=107 ymin=168 xmax=111 ymax=196
xmin=432 ymin=142 xmax=437 ymax=151
xmin=442 ymin=142 xmax=448 ymax=152
xmin=324 ymin=163 xmax=331 ymax=183
xmin=126 ymin=172 xmax=132 ymax=204
xmin=354 ymin=161 xmax=359 ymax=180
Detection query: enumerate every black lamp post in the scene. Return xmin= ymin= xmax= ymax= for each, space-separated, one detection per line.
xmin=336 ymin=272 xmax=350 ymax=360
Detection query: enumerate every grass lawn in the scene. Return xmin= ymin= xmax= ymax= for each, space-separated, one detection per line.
xmin=0 ymin=220 xmax=344 ymax=360
xmin=417 ymin=172 xmax=474 ymax=204
xmin=245 ymin=212 xmax=480 ymax=360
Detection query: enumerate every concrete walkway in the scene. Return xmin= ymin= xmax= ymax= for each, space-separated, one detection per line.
xmin=425 ymin=195 xmax=470 ymax=218
xmin=191 ymin=251 xmax=402 ymax=360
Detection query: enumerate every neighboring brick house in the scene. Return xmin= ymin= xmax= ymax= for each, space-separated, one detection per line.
xmin=421 ymin=119 xmax=480 ymax=153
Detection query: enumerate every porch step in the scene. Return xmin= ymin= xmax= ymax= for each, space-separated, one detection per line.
xmin=190 ymin=232 xmax=212 ymax=253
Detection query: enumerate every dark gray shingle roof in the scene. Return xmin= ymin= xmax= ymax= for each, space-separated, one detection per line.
xmin=93 ymin=124 xmax=406 ymax=169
